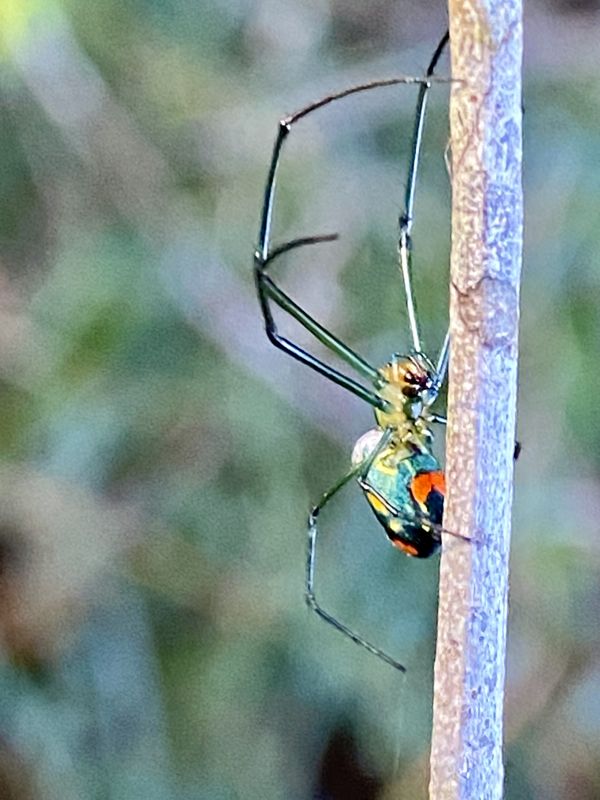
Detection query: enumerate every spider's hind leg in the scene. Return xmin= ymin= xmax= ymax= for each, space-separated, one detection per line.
xmin=305 ymin=428 xmax=407 ymax=672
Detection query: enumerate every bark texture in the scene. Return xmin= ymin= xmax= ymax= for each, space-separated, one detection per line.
xmin=429 ymin=4 xmax=523 ymax=799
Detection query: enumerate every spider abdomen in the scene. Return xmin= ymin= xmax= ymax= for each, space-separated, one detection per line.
xmin=359 ymin=450 xmax=444 ymax=559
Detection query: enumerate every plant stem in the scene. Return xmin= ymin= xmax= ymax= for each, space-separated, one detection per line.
xmin=429 ymin=4 xmax=523 ymax=799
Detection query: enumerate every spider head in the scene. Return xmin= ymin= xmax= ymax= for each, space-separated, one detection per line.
xmin=378 ymin=352 xmax=439 ymax=419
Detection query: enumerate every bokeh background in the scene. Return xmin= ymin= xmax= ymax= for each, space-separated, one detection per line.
xmin=0 ymin=1 xmax=599 ymax=798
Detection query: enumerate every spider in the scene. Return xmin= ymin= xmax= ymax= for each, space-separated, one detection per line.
xmin=254 ymin=32 xmax=454 ymax=672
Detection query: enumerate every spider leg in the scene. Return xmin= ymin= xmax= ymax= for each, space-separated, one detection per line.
xmin=429 ymin=412 xmax=447 ymax=426
xmin=434 ymin=328 xmax=450 ymax=389
xmin=255 ymin=62 xmax=450 ymax=410
xmin=428 ymin=414 xmax=522 ymax=461
xmin=255 ymin=237 xmax=388 ymax=410
xmin=432 ymin=86 xmax=455 ymax=392
xmin=398 ymin=31 xmax=449 ymax=355
xmin=305 ymin=429 xmax=407 ymax=671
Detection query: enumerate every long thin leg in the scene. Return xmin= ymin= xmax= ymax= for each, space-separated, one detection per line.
xmin=434 ymin=328 xmax=450 ymax=390
xmin=429 ymin=412 xmax=447 ymax=426
xmin=255 ymin=238 xmax=389 ymax=411
xmin=257 ymin=74 xmax=442 ymax=262
xmin=398 ymin=31 xmax=449 ymax=353
xmin=431 ymin=134 xmax=454 ymax=392
xmin=429 ymin=412 xmax=521 ymax=461
xmin=306 ymin=429 xmax=408 ymax=671
xmin=256 ymin=72 xmax=444 ymax=410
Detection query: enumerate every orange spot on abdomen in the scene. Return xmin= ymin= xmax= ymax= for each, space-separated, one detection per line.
xmin=391 ymin=540 xmax=420 ymax=557
xmin=410 ymin=471 xmax=445 ymax=507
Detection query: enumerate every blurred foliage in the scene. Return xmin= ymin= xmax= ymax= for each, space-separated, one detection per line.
xmin=0 ymin=1 xmax=598 ymax=799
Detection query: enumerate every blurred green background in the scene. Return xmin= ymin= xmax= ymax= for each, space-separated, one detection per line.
xmin=0 ymin=1 xmax=599 ymax=798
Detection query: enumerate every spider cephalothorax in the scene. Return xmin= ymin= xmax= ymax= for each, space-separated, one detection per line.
xmin=376 ymin=352 xmax=440 ymax=432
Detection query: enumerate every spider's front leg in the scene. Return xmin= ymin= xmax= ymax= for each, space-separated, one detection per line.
xmin=254 ymin=235 xmax=387 ymax=410
xmin=254 ymin=67 xmax=446 ymax=411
